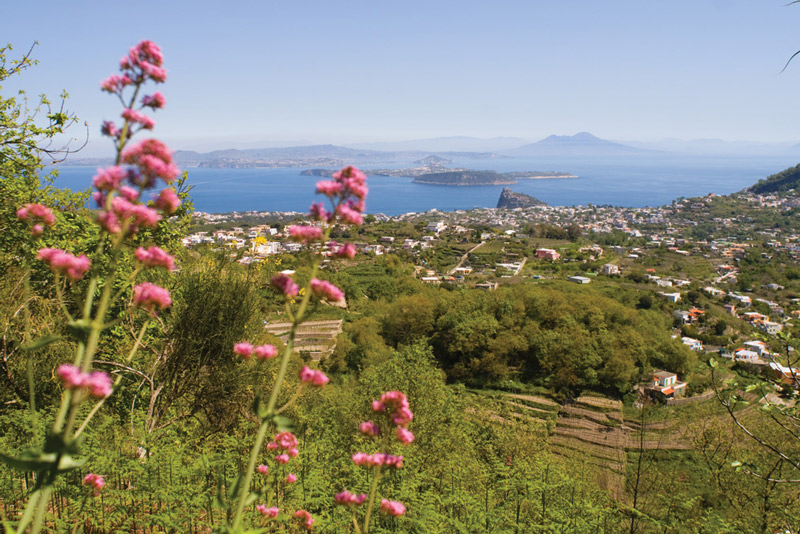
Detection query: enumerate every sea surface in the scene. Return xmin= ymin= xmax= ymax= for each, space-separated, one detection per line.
xmin=51 ymin=154 xmax=799 ymax=216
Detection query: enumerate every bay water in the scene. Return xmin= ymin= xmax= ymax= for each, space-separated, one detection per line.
xmin=51 ymin=154 xmax=799 ymax=216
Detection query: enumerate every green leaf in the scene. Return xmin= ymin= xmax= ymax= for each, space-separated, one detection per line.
xmin=708 ymin=357 xmax=717 ymax=369
xmin=0 ymin=449 xmax=86 ymax=473
xmin=20 ymin=334 xmax=60 ymax=352
xmin=271 ymin=414 xmax=294 ymax=432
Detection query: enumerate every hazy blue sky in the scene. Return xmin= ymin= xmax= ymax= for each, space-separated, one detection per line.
xmin=3 ymin=0 xmax=800 ymax=154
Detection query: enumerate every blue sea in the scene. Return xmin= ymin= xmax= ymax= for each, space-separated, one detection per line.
xmin=51 ymin=155 xmax=799 ymax=216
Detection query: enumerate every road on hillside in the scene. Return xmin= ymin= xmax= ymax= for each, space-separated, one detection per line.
xmin=448 ymin=241 xmax=485 ymax=275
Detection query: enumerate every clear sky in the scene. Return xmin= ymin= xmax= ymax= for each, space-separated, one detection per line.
xmin=3 ymin=0 xmax=800 ymax=155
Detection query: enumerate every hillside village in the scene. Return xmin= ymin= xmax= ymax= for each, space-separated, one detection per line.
xmin=183 ymin=187 xmax=800 ymax=402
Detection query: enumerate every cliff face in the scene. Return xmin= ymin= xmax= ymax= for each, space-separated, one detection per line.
xmin=496 ymin=188 xmax=547 ymax=209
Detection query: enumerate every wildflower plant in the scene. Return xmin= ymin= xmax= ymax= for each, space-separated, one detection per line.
xmin=2 ymin=40 xmax=414 ymax=534
xmin=2 ymin=40 xmax=180 ymax=534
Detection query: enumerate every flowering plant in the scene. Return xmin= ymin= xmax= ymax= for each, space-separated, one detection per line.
xmin=3 ymin=40 xmax=413 ymax=534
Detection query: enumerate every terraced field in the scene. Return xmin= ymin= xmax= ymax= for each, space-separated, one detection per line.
xmin=264 ymin=319 xmax=343 ymax=361
xmin=492 ymin=392 xmax=693 ymax=500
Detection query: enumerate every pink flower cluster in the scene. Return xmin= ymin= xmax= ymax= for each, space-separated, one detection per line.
xmin=351 ymin=452 xmax=404 ymax=469
xmin=82 ymin=473 xmax=106 ymax=496
xmin=17 ymin=203 xmax=56 ymax=236
xmin=57 ymin=364 xmax=112 ymax=398
xmin=328 ymin=241 xmax=357 ymax=259
xmin=257 ymin=464 xmax=269 ymax=475
xmin=270 ymin=274 xmax=299 ymax=298
xmin=359 ymin=421 xmax=379 ymax=437
xmin=132 ymin=282 xmax=171 ymax=315
xmin=233 ymin=342 xmax=278 ymax=360
xmin=299 ymin=366 xmax=329 ymax=386
xmin=380 ymin=499 xmax=406 ymax=517
xmin=267 ymin=431 xmax=299 ymax=464
xmin=37 ymin=249 xmax=91 ymax=282
xmin=310 ymin=278 xmax=344 ymax=303
xmin=256 ymin=505 xmax=279 ymax=518
xmin=101 ymin=41 xmax=167 ymax=143
xmin=312 ymin=166 xmax=368 ymax=226
xmin=335 ymin=490 xmax=367 ymax=506
xmin=135 ymin=246 xmax=175 ymax=271
xmin=373 ymin=390 xmax=414 ymax=428
xmin=288 ymin=225 xmax=323 ymax=243
xmin=122 ymin=139 xmax=180 ymax=187
xmin=293 ymin=509 xmax=314 ymax=530
xmin=118 ymin=40 xmax=167 ymax=84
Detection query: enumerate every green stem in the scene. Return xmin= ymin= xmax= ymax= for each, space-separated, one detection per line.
xmin=28 ymin=486 xmax=53 ymax=534
xmin=352 ymin=512 xmax=363 ymax=534
xmin=230 ymin=219 xmax=336 ymax=530
xmin=362 ymin=467 xmax=383 ymax=534
xmin=73 ymin=322 xmax=148 ymax=439
xmin=231 ymin=417 xmax=271 ymax=529
xmin=13 ymin=490 xmax=41 ymax=533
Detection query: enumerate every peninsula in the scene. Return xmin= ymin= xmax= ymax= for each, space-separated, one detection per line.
xmin=412 ymin=170 xmax=576 ymax=186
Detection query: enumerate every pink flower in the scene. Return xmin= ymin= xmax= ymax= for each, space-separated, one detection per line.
xmin=274 ymin=431 xmax=298 ymax=449
xmin=351 ymin=452 xmax=370 ymax=467
xmin=392 ymin=406 xmax=414 ymax=427
xmin=271 ymin=274 xmax=299 ymax=297
xmin=92 ymin=166 xmax=128 ymax=192
xmin=85 ymin=372 xmax=113 ymax=398
xmin=154 ymin=188 xmax=181 ymax=214
xmin=253 ymin=344 xmax=278 ymax=360
xmin=299 ymin=366 xmax=329 ymax=386
xmin=120 ymin=186 xmax=140 ymax=202
xmin=135 ymin=246 xmax=175 ymax=271
xmin=101 ymin=121 xmax=120 ymax=138
xmin=122 ymin=139 xmax=179 ymax=186
xmin=274 ymin=453 xmax=290 ymax=465
xmin=310 ymin=279 xmax=344 ymax=303
xmin=308 ymin=202 xmax=331 ymax=222
xmin=316 ymin=180 xmax=343 ymax=196
xmin=288 ymin=447 xmax=299 ymax=458
xmin=82 ymin=473 xmax=106 ymax=496
xmin=288 ymin=225 xmax=323 ymax=243
xmin=142 ymin=92 xmax=166 ymax=109
xmin=293 ymin=509 xmax=314 ymax=530
xmin=121 ymin=41 xmax=166 ymax=83
xmin=233 ymin=342 xmax=253 ymax=358
xmin=57 ymin=364 xmax=84 ymax=389
xmin=378 ymin=391 xmax=413 ymax=427
xmin=335 ymin=490 xmax=367 ymax=506
xmin=333 ymin=243 xmax=357 ymax=259
xmin=17 ymin=203 xmax=56 ymax=226
xmin=360 ymin=421 xmax=380 ymax=437
xmin=132 ymin=282 xmax=171 ymax=314
xmin=100 ymin=74 xmax=132 ymax=93
xmin=57 ymin=365 xmax=112 ymax=398
xmin=383 ymin=454 xmax=404 ymax=469
xmin=256 ymin=504 xmax=279 ymax=518
xmin=109 ymin=197 xmax=162 ymax=232
xmin=37 ymin=248 xmax=91 ymax=281
xmin=396 ymin=427 xmax=414 ymax=445
xmin=97 ymin=211 xmax=122 ymax=234
xmin=31 ymin=224 xmax=44 ymax=236
xmin=257 ymin=464 xmax=269 ymax=475
xmin=336 ymin=204 xmax=363 ymax=226
xmin=285 ymin=473 xmax=297 ymax=483
xmin=380 ymin=499 xmax=406 ymax=517
xmin=122 ymin=108 xmax=155 ymax=130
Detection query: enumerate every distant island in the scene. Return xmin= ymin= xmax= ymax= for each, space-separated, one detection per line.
xmin=412 ymin=170 xmax=576 ymax=186
xmin=496 ymin=188 xmax=548 ymax=209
